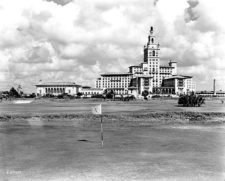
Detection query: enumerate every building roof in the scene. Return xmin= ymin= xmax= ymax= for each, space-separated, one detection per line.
xmin=180 ymin=75 xmax=193 ymax=78
xmin=82 ymin=86 xmax=91 ymax=89
xmin=101 ymin=72 xmax=133 ymax=76
xmin=164 ymin=75 xmax=188 ymax=80
xmin=82 ymin=88 xmax=103 ymax=91
xmin=36 ymin=82 xmax=81 ymax=87
xmin=105 ymin=88 xmax=125 ymax=90
xmin=169 ymin=60 xmax=177 ymax=63
xmin=153 ymin=87 xmax=174 ymax=89
xmin=136 ymin=75 xmax=153 ymax=78
xmin=129 ymin=65 xmax=141 ymax=68
xmin=160 ymin=66 xmax=174 ymax=69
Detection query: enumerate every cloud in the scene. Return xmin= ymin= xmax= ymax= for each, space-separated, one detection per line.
xmin=184 ymin=0 xmax=199 ymax=22
xmin=0 ymin=0 xmax=224 ymax=92
xmin=154 ymin=0 xmax=225 ymax=90
xmin=45 ymin=0 xmax=74 ymax=6
xmin=153 ymin=0 xmax=159 ymax=6
xmin=10 ymin=43 xmax=53 ymax=64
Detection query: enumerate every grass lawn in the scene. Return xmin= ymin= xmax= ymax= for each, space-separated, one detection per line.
xmin=0 ymin=98 xmax=225 ymax=180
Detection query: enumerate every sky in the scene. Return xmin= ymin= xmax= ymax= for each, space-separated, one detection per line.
xmin=0 ymin=0 xmax=225 ymax=93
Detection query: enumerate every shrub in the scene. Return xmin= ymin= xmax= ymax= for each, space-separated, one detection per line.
xmin=91 ymin=94 xmax=103 ymax=98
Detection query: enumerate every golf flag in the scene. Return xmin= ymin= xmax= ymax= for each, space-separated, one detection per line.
xmin=92 ymin=104 xmax=102 ymax=115
xmin=91 ymin=104 xmax=104 ymax=147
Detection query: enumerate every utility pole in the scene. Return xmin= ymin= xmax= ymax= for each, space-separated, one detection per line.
xmin=213 ymin=79 xmax=216 ymax=96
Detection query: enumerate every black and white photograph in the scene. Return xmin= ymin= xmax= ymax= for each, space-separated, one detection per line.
xmin=0 ymin=0 xmax=225 ymax=180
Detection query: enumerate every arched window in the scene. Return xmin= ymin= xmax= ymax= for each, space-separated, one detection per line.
xmin=151 ymin=38 xmax=154 ymax=44
xmin=152 ymin=50 xmax=155 ymax=56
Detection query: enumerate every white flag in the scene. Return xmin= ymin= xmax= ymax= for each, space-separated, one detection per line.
xmin=92 ymin=104 xmax=102 ymax=115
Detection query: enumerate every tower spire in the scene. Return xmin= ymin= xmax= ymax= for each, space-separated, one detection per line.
xmin=150 ymin=26 xmax=154 ymax=35
xmin=147 ymin=26 xmax=156 ymax=45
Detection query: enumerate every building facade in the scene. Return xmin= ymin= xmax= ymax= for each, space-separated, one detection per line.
xmin=96 ymin=73 xmax=133 ymax=95
xmin=196 ymin=91 xmax=225 ymax=97
xmin=153 ymin=75 xmax=190 ymax=95
xmin=36 ymin=82 xmax=81 ymax=96
xmin=96 ymin=26 xmax=195 ymax=96
xmin=81 ymin=88 xmax=103 ymax=97
xmin=36 ymin=81 xmax=104 ymax=97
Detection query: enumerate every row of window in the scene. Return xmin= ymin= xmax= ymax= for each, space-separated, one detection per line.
xmin=102 ymin=80 xmax=130 ymax=82
xmin=103 ymin=85 xmax=128 ymax=88
xmin=84 ymin=92 xmax=101 ymax=95
xmin=45 ymin=88 xmax=66 ymax=93
xmin=148 ymin=50 xmax=158 ymax=57
xmin=148 ymin=58 xmax=159 ymax=61
xmin=102 ymin=78 xmax=130 ymax=80
xmin=160 ymin=71 xmax=172 ymax=73
xmin=149 ymin=62 xmax=158 ymax=65
xmin=133 ymin=68 xmax=142 ymax=70
xmin=103 ymin=85 xmax=128 ymax=89
xmin=101 ymin=83 xmax=129 ymax=86
xmin=102 ymin=77 xmax=131 ymax=80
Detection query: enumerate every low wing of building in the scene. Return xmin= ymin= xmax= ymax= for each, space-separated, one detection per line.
xmin=154 ymin=75 xmax=194 ymax=95
xmin=35 ymin=82 xmax=81 ymax=96
xmin=35 ymin=81 xmax=104 ymax=97
xmin=81 ymin=88 xmax=103 ymax=97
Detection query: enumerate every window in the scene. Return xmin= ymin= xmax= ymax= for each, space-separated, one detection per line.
xmin=178 ymin=79 xmax=184 ymax=87
xmin=151 ymin=38 xmax=154 ymax=44
xmin=152 ymin=51 xmax=155 ymax=56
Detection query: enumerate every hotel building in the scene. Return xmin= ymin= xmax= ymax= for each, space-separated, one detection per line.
xmin=96 ymin=27 xmax=195 ymax=96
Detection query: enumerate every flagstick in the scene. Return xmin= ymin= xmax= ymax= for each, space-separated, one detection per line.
xmin=100 ymin=114 xmax=104 ymax=148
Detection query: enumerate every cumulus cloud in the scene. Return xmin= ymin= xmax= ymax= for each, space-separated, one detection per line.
xmin=184 ymin=0 xmax=199 ymax=22
xmin=0 ymin=0 xmax=224 ymax=92
xmin=155 ymin=0 xmax=225 ymax=90
xmin=46 ymin=0 xmax=74 ymax=6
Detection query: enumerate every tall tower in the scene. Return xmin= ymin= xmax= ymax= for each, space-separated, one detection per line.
xmin=143 ymin=26 xmax=160 ymax=87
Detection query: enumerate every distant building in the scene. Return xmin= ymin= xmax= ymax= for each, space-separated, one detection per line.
xmin=154 ymin=75 xmax=190 ymax=95
xmin=184 ymin=76 xmax=196 ymax=93
xmin=35 ymin=81 xmax=103 ymax=97
xmin=96 ymin=73 xmax=133 ymax=95
xmin=196 ymin=91 xmax=225 ymax=97
xmin=95 ymin=26 xmax=195 ymax=97
xmin=81 ymin=87 xmax=103 ymax=97
xmin=35 ymin=82 xmax=81 ymax=96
